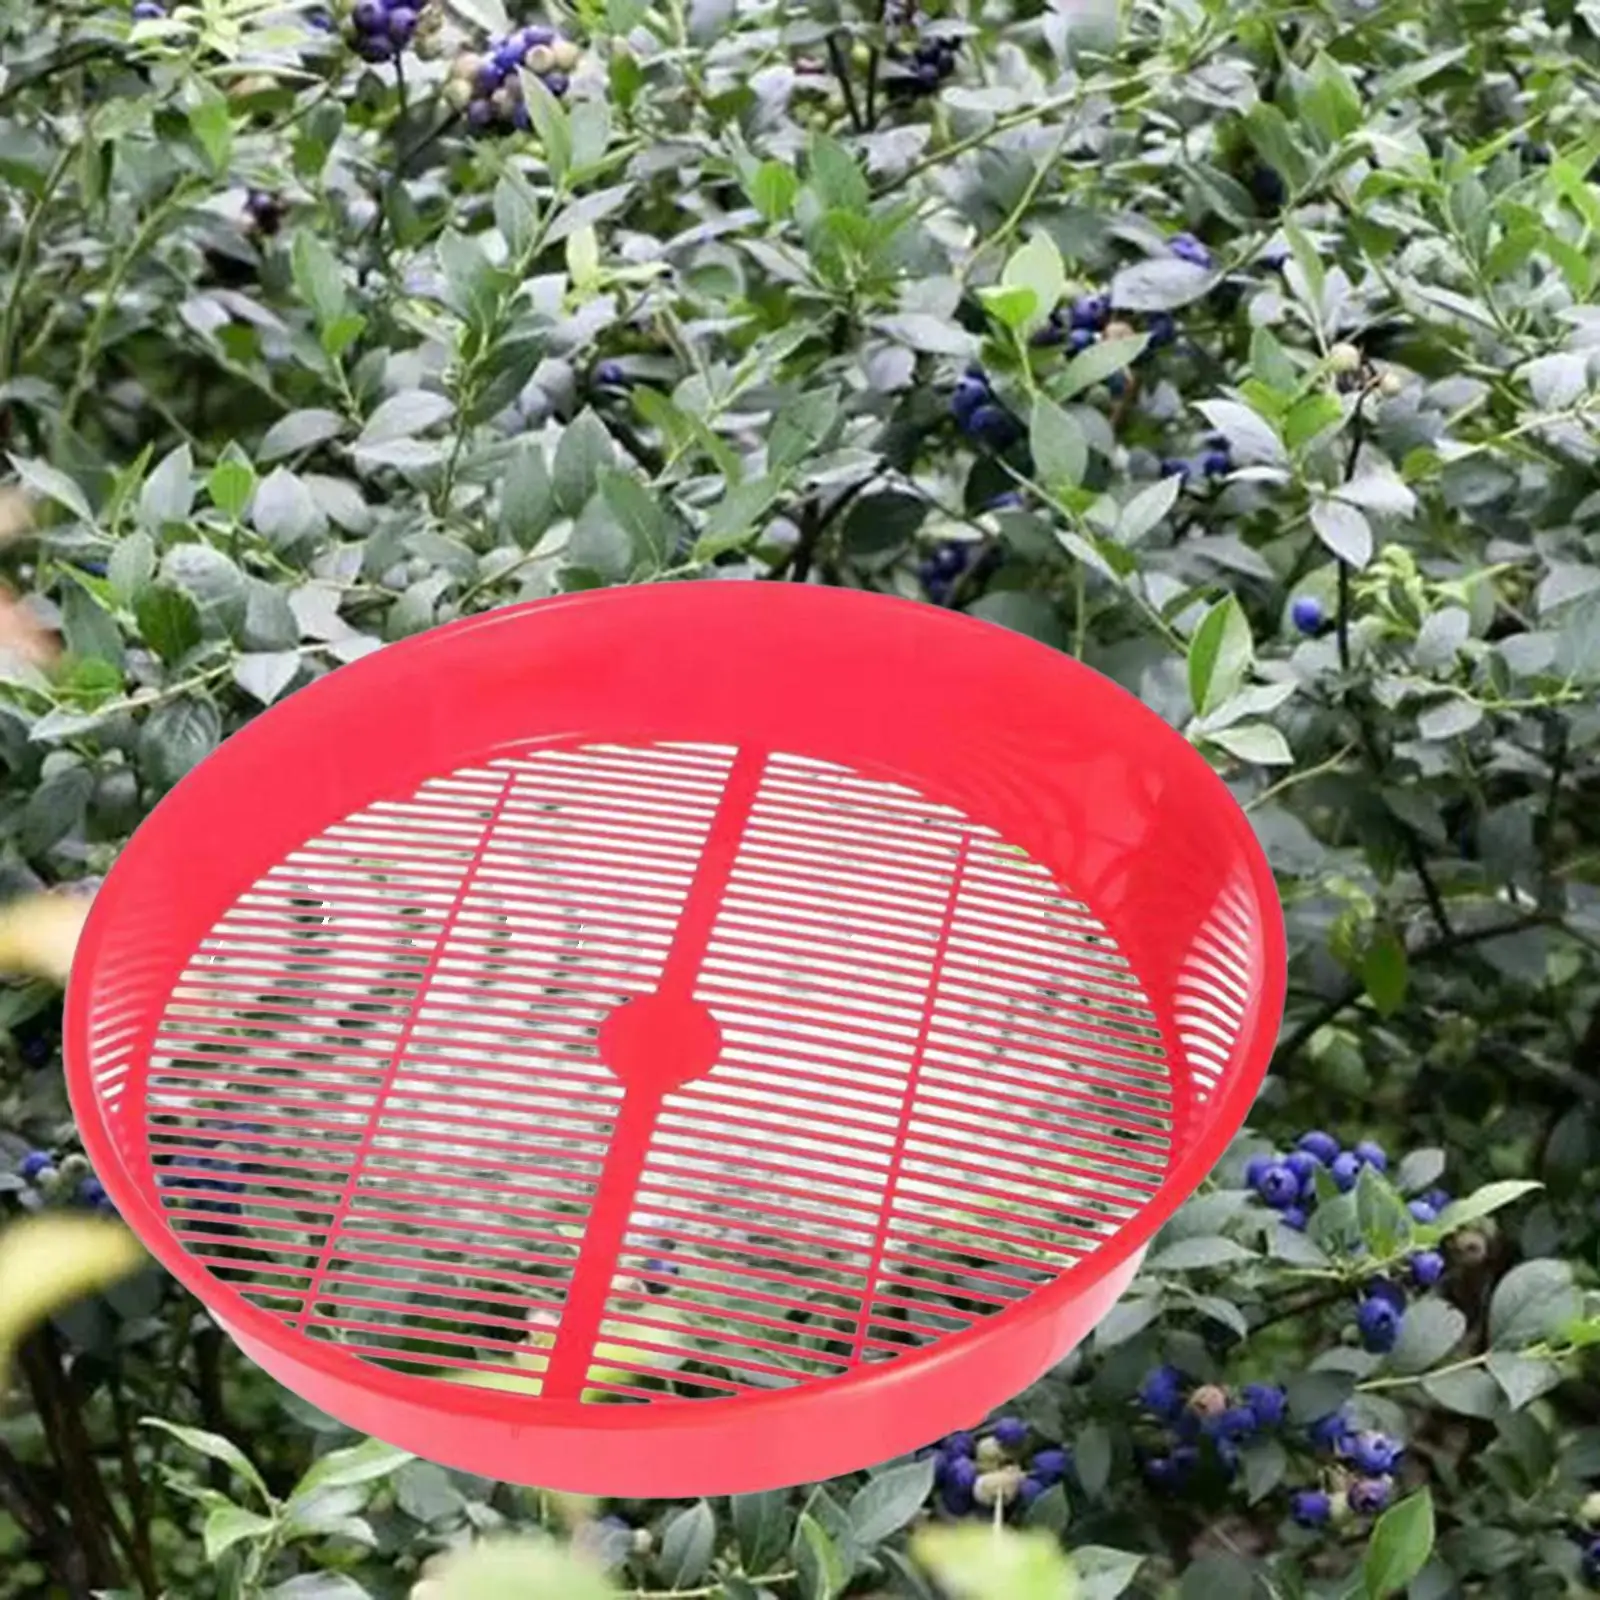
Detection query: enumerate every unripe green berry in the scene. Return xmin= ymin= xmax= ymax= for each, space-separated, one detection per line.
xmin=1329 ymin=342 xmax=1361 ymax=374
xmin=551 ymin=38 xmax=580 ymax=70
xmin=1378 ymin=370 xmax=1404 ymax=397
xmin=443 ymin=77 xmax=473 ymax=109
xmin=1103 ymin=319 xmax=1135 ymax=342
xmin=976 ymin=1435 xmax=1006 ymax=1469
xmin=1328 ymin=1489 xmax=1352 ymax=1527
xmin=452 ymin=51 xmax=482 ymax=79
xmin=973 ymin=1465 xmax=1024 ymax=1507
xmin=526 ymin=43 xmax=555 ymax=73
xmin=631 ymin=1529 xmax=653 ymax=1555
xmin=1581 ymin=1490 xmax=1600 ymax=1529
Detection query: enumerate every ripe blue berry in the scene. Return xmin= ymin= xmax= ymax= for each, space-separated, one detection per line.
xmin=1067 ymin=326 xmax=1097 ymax=354
xmin=1244 ymin=1153 xmax=1272 ymax=1187
xmin=544 ymin=71 xmax=569 ymax=95
xmin=1297 ymin=1130 xmax=1339 ymax=1163
xmin=1144 ymin=311 xmax=1177 ymax=349
xmin=1138 ymin=1365 xmax=1185 ymax=1420
xmin=1212 ymin=1405 xmax=1258 ymax=1441
xmin=1281 ymin=1204 xmax=1308 ymax=1231
xmin=1356 ymin=1295 xmax=1402 ymax=1353
xmin=595 ymin=360 xmax=627 ymax=387
xmin=941 ymin=1454 xmax=977 ymax=1514
xmin=950 ymin=374 xmax=988 ymax=425
xmin=1308 ymin=1408 xmax=1352 ymax=1452
xmin=1346 ymin=1431 xmax=1402 ymax=1475
xmin=1017 ymin=1475 xmax=1044 ymax=1507
xmin=1291 ymin=1488 xmax=1331 ymax=1527
xmin=1291 ymin=597 xmax=1324 ymax=635
xmin=1348 ymin=1476 xmax=1392 ymax=1515
xmin=1242 ymin=1383 xmax=1287 ymax=1429
xmin=1169 ymin=232 xmax=1214 ymax=269
xmin=986 ymin=491 xmax=1024 ymax=511
xmin=78 ymin=1178 xmax=106 ymax=1208
xmin=353 ymin=0 xmax=386 ymax=27
xmin=992 ymin=1417 xmax=1027 ymax=1450
xmin=1366 ymin=1279 xmax=1407 ymax=1312
xmin=1422 ymin=1188 xmax=1451 ymax=1213
xmin=132 ymin=0 xmax=165 ymax=16
xmin=1029 ymin=1448 xmax=1067 ymax=1486
xmin=1200 ymin=448 xmax=1231 ymax=477
xmin=1160 ymin=457 xmax=1193 ymax=483
xmin=943 ymin=1431 xmax=975 ymax=1458
xmin=1407 ymin=1198 xmax=1437 ymax=1224
xmin=20 ymin=1150 xmax=52 ymax=1181
xmin=387 ymin=5 xmax=418 ymax=39
xmin=967 ymin=403 xmax=1017 ymax=448
xmin=1254 ymin=1161 xmax=1301 ymax=1210
xmin=1584 ymin=1537 xmax=1600 ymax=1583
xmin=1106 ymin=372 xmax=1128 ymax=397
xmin=1410 ymin=1249 xmax=1445 ymax=1288
xmin=1142 ymin=1455 xmax=1178 ymax=1488
xmin=1353 ymin=1139 xmax=1387 ymax=1172
xmin=1070 ymin=293 xmax=1109 ymax=331
xmin=1331 ymin=1151 xmax=1361 ymax=1191
xmin=1285 ymin=1150 xmax=1319 ymax=1188
xmin=306 ymin=8 xmax=335 ymax=30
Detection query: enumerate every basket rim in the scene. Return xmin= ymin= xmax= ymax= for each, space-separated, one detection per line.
xmin=64 ymin=581 xmax=1287 ymax=1436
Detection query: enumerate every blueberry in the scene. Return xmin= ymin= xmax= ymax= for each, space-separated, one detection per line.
xmin=1356 ymin=1295 xmax=1402 ymax=1353
xmin=1031 ymin=319 xmax=1066 ymax=349
xmin=1242 ymin=1383 xmax=1286 ymax=1429
xmin=1366 ymin=1279 xmax=1406 ymax=1312
xmin=387 ymin=6 xmax=417 ymax=40
xmin=1138 ymin=1365 xmax=1185 ymax=1420
xmin=20 ymin=1151 xmax=52 ymax=1180
xmin=1407 ymin=1198 xmax=1437 ymax=1224
xmin=520 ymin=24 xmax=555 ymax=46
xmin=944 ymin=1431 xmax=975 ymax=1458
xmin=941 ymin=1454 xmax=978 ymax=1514
xmin=986 ymin=491 xmax=1024 ymax=511
xmin=1331 ymin=1151 xmax=1361 ymax=1191
xmin=1244 ymin=1153 xmax=1272 ymax=1186
xmin=1353 ymin=1140 xmax=1387 ymax=1172
xmin=1200 ymin=448 xmax=1231 ymax=477
xmin=1348 ymin=1477 xmax=1392 ymax=1515
xmin=1281 ymin=1204 xmax=1308 ymax=1231
xmin=1169 ymin=232 xmax=1213 ymax=269
xmin=543 ymin=71 xmax=569 ymax=96
xmin=931 ymin=542 xmax=969 ymax=579
xmin=474 ymin=60 xmax=506 ymax=92
xmin=595 ymin=359 xmax=627 ymax=387
xmin=1422 ymin=1187 xmax=1451 ymax=1213
xmin=512 ymin=102 xmax=532 ymax=130
xmin=951 ymin=376 xmax=988 ymax=424
xmin=1142 ymin=1455 xmax=1178 ymax=1488
xmin=1254 ymin=1161 xmax=1301 ymax=1210
xmin=1144 ymin=311 xmax=1177 ymax=348
xmin=1291 ymin=1488 xmax=1331 ymax=1527
xmin=131 ymin=0 xmax=165 ymax=16
xmin=912 ymin=60 xmax=941 ymax=90
xmin=992 ymin=1417 xmax=1027 ymax=1450
xmin=356 ymin=34 xmax=395 ymax=59
xmin=1017 ymin=1475 xmax=1044 ymax=1507
xmin=1291 ymin=596 xmax=1324 ymax=635
xmin=495 ymin=41 xmax=524 ymax=70
xmin=1029 ymin=1448 xmax=1067 ymax=1485
xmin=352 ymin=0 xmax=386 ymax=28
xmin=1308 ymin=1408 xmax=1352 ymax=1452
xmin=1249 ymin=165 xmax=1287 ymax=210
xmin=1585 ymin=1537 xmax=1600 ymax=1584
xmin=1212 ymin=1405 xmax=1258 ymax=1441
xmin=467 ymin=99 xmax=494 ymax=129
xmin=1285 ymin=1149 xmax=1319 ymax=1187
xmin=1159 ymin=457 xmax=1193 ymax=482
xmin=1070 ymin=293 xmax=1109 ymax=331
xmin=1106 ymin=372 xmax=1128 ymax=397
xmin=78 ymin=1178 xmax=106 ymax=1208
xmin=967 ymin=403 xmax=1015 ymax=447
xmin=1346 ymin=1430 xmax=1402 ymax=1476
xmin=307 ymin=8 xmax=335 ymax=29
xmin=1409 ymin=1249 xmax=1445 ymax=1287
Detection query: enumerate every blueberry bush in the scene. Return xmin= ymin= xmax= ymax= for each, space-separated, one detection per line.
xmin=4 ymin=0 xmax=1600 ymax=1594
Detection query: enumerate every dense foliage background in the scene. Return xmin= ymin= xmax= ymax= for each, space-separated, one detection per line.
xmin=4 ymin=0 xmax=1600 ymax=1594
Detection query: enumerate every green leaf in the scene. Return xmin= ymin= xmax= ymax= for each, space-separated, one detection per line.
xmin=8 ymin=454 xmax=94 ymax=522
xmin=808 ymin=133 xmax=869 ymax=212
xmin=1362 ymin=929 xmax=1408 ymax=1017
xmin=1002 ymin=234 xmax=1066 ymax=332
xmin=144 ymin=1420 xmax=271 ymax=1504
xmin=290 ymin=1438 xmax=412 ymax=1502
xmin=233 ymin=651 xmax=301 ymax=707
xmin=253 ymin=468 xmax=327 ymax=549
xmin=1057 ymin=334 xmax=1148 ymax=401
xmin=1074 ymin=1420 xmax=1113 ymax=1499
xmin=137 ymin=444 xmax=195 ymax=531
xmin=732 ymin=1489 xmax=792 ymax=1573
xmin=291 ymin=232 xmax=346 ymax=328
xmin=1239 ymin=1438 xmax=1287 ymax=1505
xmin=1110 ymin=258 xmax=1215 ymax=312
xmin=520 ymin=73 xmax=571 ymax=186
xmin=552 ymin=410 xmax=615 ymax=517
xmin=186 ymin=89 xmax=233 ymax=173
xmin=162 ymin=544 xmax=246 ymax=634
xmin=1436 ymin=1181 xmax=1542 ymax=1234
xmin=258 ymin=409 xmax=347 ymax=463
xmin=1118 ymin=472 xmax=1183 ymax=544
xmin=138 ymin=696 xmax=221 ymax=789
xmin=1302 ymin=52 xmax=1364 ymax=145
xmin=357 ymin=390 xmax=455 ymax=446
xmin=768 ymin=387 xmax=839 ymax=475
xmin=1488 ymin=1259 xmax=1581 ymax=1349
xmin=107 ymin=532 xmax=155 ymax=607
xmin=1364 ymin=1489 xmax=1435 ymax=1598
xmin=1195 ymin=400 xmax=1286 ymax=467
xmin=203 ymin=1505 xmax=274 ymax=1563
xmin=1030 ymin=397 xmax=1087 ymax=491
xmin=134 ymin=585 xmax=202 ymax=663
xmin=1180 ymin=1554 xmax=1257 ymax=1600
xmin=1486 ymin=1350 xmax=1563 ymax=1409
xmin=979 ymin=284 xmax=1042 ymax=332
xmin=208 ymin=449 xmax=257 ymax=522
xmin=1390 ymin=1299 xmax=1467 ymax=1375
xmin=792 ymin=1512 xmax=849 ymax=1600
xmin=1146 ymin=1235 xmax=1254 ymax=1270
xmin=695 ymin=475 xmax=781 ymax=560
xmin=659 ymin=1499 xmax=715 ymax=1587
xmin=847 ymin=1457 xmax=935 ymax=1545
xmin=1073 ymin=1548 xmax=1143 ymax=1600
xmin=61 ymin=584 xmax=124 ymax=669
xmin=1206 ymin=723 xmax=1292 ymax=766
xmin=1188 ymin=596 xmax=1253 ymax=717
xmin=1310 ymin=496 xmax=1374 ymax=567
xmin=748 ymin=160 xmax=799 ymax=222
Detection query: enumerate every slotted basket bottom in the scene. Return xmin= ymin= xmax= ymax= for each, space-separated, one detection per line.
xmin=67 ymin=584 xmax=1284 ymax=1495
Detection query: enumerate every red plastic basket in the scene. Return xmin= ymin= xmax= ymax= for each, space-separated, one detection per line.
xmin=65 ymin=582 xmax=1284 ymax=1497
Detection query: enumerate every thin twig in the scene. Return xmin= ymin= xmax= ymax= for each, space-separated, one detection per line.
xmin=825 ymin=34 xmax=864 ymax=133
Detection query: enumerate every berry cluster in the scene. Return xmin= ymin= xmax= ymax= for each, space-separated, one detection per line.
xmin=346 ymin=0 xmax=418 ymax=62
xmin=446 ymin=27 xmax=579 ymax=133
xmin=949 ymin=367 xmax=1021 ymax=450
xmin=1032 ymin=292 xmax=1177 ymax=373
xmin=14 ymin=1149 xmax=116 ymax=1217
xmin=926 ymin=1417 xmax=1071 ymax=1517
xmin=1137 ymin=1366 xmax=1288 ymax=1485
xmin=1158 ymin=433 xmax=1231 ymax=486
xmin=1289 ymin=1406 xmax=1402 ymax=1526
xmin=1247 ymin=1133 xmax=1449 ymax=1348
xmin=886 ymin=30 xmax=959 ymax=98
